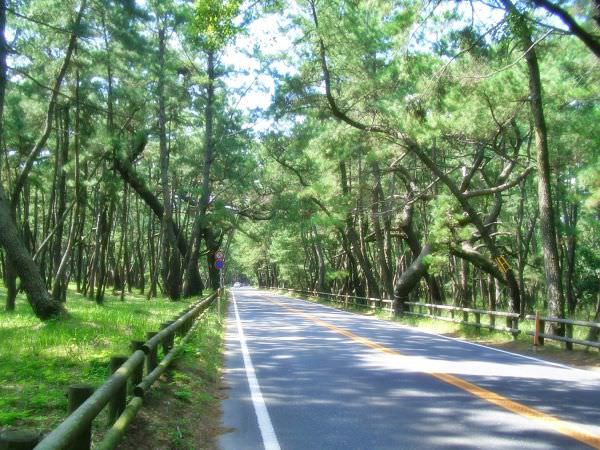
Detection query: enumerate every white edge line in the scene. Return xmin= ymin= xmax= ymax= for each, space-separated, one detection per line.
xmin=232 ymin=290 xmax=281 ymax=450
xmin=260 ymin=288 xmax=598 ymax=376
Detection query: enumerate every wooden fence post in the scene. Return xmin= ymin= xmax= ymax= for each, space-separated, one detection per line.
xmin=108 ymin=356 xmax=128 ymax=426
xmin=534 ymin=311 xmax=541 ymax=347
xmin=0 ymin=431 xmax=41 ymax=450
xmin=566 ymin=323 xmax=573 ymax=350
xmin=181 ymin=316 xmax=189 ymax=335
xmin=67 ymin=384 xmax=94 ymax=450
xmin=475 ymin=312 xmax=481 ymax=329
xmin=145 ymin=332 xmax=159 ymax=374
xmin=511 ymin=317 xmax=519 ymax=339
xmin=130 ymin=341 xmax=145 ymax=392
xmin=160 ymin=321 xmax=175 ymax=356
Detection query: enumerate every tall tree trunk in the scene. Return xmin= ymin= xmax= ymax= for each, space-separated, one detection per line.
xmin=54 ymin=76 xmax=81 ymax=301
xmin=148 ymin=213 xmax=159 ymax=299
xmin=393 ymin=244 xmax=432 ymax=315
xmin=563 ymin=199 xmax=578 ymax=315
xmin=370 ymin=160 xmax=394 ymax=299
xmin=51 ymin=107 xmax=69 ymax=302
xmin=339 ymin=160 xmax=380 ymax=298
xmin=0 ymin=186 xmax=64 ymax=318
xmin=1 ymin=0 xmax=17 ymax=309
xmin=134 ymin=195 xmax=145 ymax=293
xmin=459 ymin=259 xmax=472 ymax=308
xmin=205 ymin=227 xmax=221 ymax=290
xmin=184 ymin=49 xmax=217 ymax=296
xmin=157 ymin=23 xmax=181 ymax=300
xmin=312 ymin=225 xmax=326 ymax=292
xmin=94 ymin=202 xmax=110 ymax=304
xmin=0 ymin=1 xmax=60 ymax=318
xmin=501 ymin=0 xmax=565 ymax=330
xmin=119 ymin=184 xmax=130 ymax=299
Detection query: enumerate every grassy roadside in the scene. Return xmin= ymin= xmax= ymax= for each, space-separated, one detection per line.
xmin=276 ymin=290 xmax=600 ymax=370
xmin=0 ymin=285 xmax=196 ymax=432
xmin=117 ymin=292 xmax=228 ymax=450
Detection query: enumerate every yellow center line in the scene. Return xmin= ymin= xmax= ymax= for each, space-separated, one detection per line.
xmin=267 ymin=297 xmax=600 ymax=449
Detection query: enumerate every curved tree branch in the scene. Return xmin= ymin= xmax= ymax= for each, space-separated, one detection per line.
xmin=11 ymin=0 xmax=87 ymax=211
xmin=464 ymin=166 xmax=533 ymax=198
xmin=530 ymin=0 xmax=600 ymax=59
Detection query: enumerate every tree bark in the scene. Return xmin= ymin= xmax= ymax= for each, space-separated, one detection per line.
xmin=184 ymin=48 xmax=217 ymax=296
xmin=562 ymin=198 xmax=578 ymax=315
xmin=530 ymin=0 xmax=600 ymax=58
xmin=51 ymin=107 xmax=69 ymax=302
xmin=501 ymin=0 xmax=565 ymax=329
xmin=0 ymin=185 xmax=64 ymax=319
xmin=157 ymin=23 xmax=181 ymax=300
xmin=339 ymin=160 xmax=380 ymax=299
xmin=370 ymin=160 xmax=394 ymax=299
xmin=393 ymin=244 xmax=432 ymax=315
xmin=113 ymin=138 xmax=191 ymax=259
xmin=312 ymin=225 xmax=326 ymax=292
xmin=0 ymin=1 xmax=61 ymax=318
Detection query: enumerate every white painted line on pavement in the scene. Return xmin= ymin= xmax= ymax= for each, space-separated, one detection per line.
xmin=262 ymin=289 xmax=598 ymax=376
xmin=232 ymin=290 xmax=281 ymax=450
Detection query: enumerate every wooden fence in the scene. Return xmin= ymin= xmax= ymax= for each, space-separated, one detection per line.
xmin=275 ymin=288 xmax=600 ymax=350
xmin=283 ymin=288 xmax=394 ymax=312
xmin=525 ymin=313 xmax=600 ymax=351
xmin=0 ymin=292 xmax=218 ymax=450
xmin=403 ymin=301 xmax=520 ymax=336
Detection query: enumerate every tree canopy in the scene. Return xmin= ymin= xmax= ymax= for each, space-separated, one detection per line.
xmin=0 ymin=0 xmax=597 ymax=329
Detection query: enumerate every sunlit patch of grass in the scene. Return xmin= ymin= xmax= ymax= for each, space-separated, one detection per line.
xmin=0 ymin=284 xmax=195 ymax=431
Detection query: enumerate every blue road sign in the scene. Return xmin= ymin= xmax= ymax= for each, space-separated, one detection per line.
xmin=215 ymin=259 xmax=224 ymax=270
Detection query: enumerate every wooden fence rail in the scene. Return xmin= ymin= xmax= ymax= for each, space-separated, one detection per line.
xmin=525 ymin=314 xmax=600 ymax=350
xmin=1 ymin=291 xmax=218 ymax=450
xmin=283 ymin=288 xmax=394 ymax=311
xmin=403 ymin=301 xmax=520 ymax=336
xmin=274 ymin=287 xmax=600 ymax=350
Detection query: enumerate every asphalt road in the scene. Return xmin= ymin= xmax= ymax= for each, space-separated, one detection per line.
xmin=218 ymin=287 xmax=600 ymax=450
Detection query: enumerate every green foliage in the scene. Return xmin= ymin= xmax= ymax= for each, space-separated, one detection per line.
xmin=326 ymin=269 xmax=349 ymax=282
xmin=578 ymin=157 xmax=600 ymax=210
xmin=0 ymin=285 xmax=188 ymax=429
xmin=194 ymin=0 xmax=243 ymax=51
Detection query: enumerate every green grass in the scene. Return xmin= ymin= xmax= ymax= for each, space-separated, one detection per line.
xmin=118 ymin=291 xmax=228 ymax=449
xmin=0 ymin=285 xmax=198 ymax=431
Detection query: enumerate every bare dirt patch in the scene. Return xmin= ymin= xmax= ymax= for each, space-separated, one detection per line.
xmin=478 ymin=338 xmax=600 ymax=371
xmin=117 ymin=302 xmax=227 ymax=450
xmin=117 ymin=363 xmax=226 ymax=450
